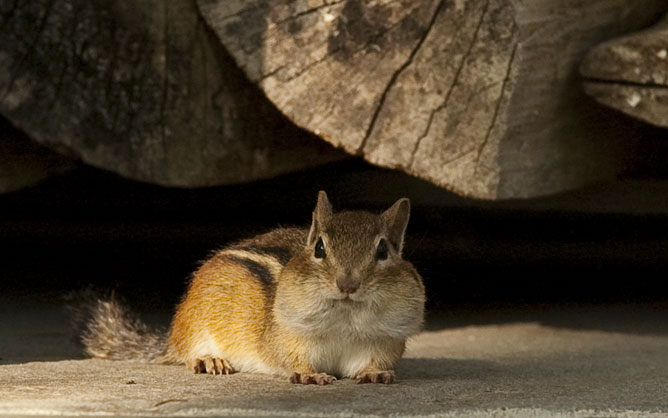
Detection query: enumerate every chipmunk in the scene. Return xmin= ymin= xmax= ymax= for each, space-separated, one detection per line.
xmin=79 ymin=191 xmax=425 ymax=384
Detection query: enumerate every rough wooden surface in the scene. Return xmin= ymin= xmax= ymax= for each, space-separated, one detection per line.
xmin=581 ymin=14 xmax=668 ymax=129
xmin=0 ymin=0 xmax=343 ymax=188
xmin=199 ymin=0 xmax=667 ymax=199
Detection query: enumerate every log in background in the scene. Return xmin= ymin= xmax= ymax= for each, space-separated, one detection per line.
xmin=0 ymin=0 xmax=343 ymax=191
xmin=1 ymin=0 xmax=667 ymax=198
xmin=1 ymin=0 xmax=668 ymax=305
xmin=199 ymin=0 xmax=666 ymax=198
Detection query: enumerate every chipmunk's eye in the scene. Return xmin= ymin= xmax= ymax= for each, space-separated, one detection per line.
xmin=314 ymin=237 xmax=326 ymax=259
xmin=375 ymin=238 xmax=388 ymax=261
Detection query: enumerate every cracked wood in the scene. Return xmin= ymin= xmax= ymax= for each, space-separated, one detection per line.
xmin=199 ymin=0 xmax=667 ymax=198
xmin=0 ymin=0 xmax=343 ymax=188
xmin=581 ymin=13 xmax=668 ymax=129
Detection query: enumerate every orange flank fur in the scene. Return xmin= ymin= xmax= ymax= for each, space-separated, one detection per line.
xmin=166 ymin=254 xmax=274 ymax=374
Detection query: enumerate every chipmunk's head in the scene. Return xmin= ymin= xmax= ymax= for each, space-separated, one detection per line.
xmin=275 ymin=191 xmax=425 ymax=339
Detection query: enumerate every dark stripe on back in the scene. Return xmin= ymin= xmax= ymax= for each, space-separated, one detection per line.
xmin=238 ymin=245 xmax=293 ymax=265
xmin=224 ymin=255 xmax=275 ymax=289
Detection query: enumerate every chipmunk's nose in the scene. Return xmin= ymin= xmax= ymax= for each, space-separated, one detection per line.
xmin=337 ymin=275 xmax=360 ymax=295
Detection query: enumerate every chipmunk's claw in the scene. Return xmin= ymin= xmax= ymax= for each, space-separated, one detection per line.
xmin=190 ymin=357 xmax=234 ymax=375
xmin=356 ymin=370 xmax=394 ymax=384
xmin=289 ymin=372 xmax=337 ymax=385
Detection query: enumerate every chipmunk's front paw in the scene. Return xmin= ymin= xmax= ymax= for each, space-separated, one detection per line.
xmin=356 ymin=370 xmax=395 ymax=384
xmin=189 ymin=357 xmax=234 ymax=375
xmin=289 ymin=372 xmax=337 ymax=385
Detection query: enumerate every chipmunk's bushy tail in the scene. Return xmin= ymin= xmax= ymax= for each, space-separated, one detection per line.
xmin=67 ymin=289 xmax=169 ymax=363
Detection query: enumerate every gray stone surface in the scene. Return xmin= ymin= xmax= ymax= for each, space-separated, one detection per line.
xmin=2 ymin=296 xmax=668 ymax=417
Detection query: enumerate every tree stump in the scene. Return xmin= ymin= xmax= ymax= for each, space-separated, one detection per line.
xmin=0 ymin=0 xmax=343 ymax=188
xmin=199 ymin=0 xmax=667 ymax=198
xmin=581 ymin=14 xmax=668 ymax=129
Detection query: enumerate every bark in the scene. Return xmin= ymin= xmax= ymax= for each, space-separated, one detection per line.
xmin=0 ymin=0 xmax=343 ymax=188
xmin=581 ymin=14 xmax=668 ymax=129
xmin=199 ymin=0 xmax=667 ymax=198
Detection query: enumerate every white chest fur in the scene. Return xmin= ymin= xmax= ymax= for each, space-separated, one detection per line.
xmin=276 ymin=298 xmax=416 ymax=378
xmin=307 ymin=336 xmax=375 ymax=378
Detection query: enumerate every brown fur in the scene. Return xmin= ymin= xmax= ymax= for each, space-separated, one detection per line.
xmin=68 ymin=290 xmax=166 ymax=362
xmin=81 ymin=192 xmax=425 ymax=384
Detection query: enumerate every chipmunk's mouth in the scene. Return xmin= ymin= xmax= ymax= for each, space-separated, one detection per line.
xmin=333 ymin=294 xmax=362 ymax=304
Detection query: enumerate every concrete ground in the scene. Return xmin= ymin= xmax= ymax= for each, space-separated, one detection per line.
xmin=2 ymin=296 xmax=668 ymax=417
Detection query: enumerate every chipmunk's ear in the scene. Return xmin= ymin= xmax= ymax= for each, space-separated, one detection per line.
xmin=307 ymin=191 xmax=333 ymax=246
xmin=381 ymin=198 xmax=410 ymax=255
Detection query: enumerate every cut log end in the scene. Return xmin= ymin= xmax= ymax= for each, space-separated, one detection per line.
xmin=200 ymin=0 xmax=667 ymax=199
xmin=581 ymin=12 xmax=668 ymax=129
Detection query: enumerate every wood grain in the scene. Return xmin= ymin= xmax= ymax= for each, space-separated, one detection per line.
xmin=200 ymin=0 xmax=667 ymax=198
xmin=0 ymin=0 xmax=343 ymax=188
